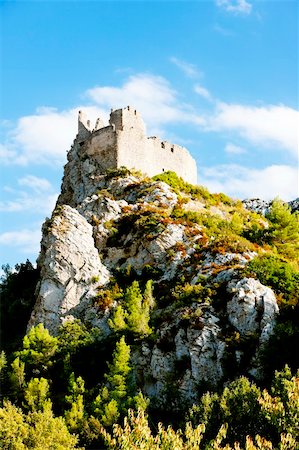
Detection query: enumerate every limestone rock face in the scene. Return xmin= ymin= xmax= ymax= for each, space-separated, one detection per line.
xmin=132 ymin=304 xmax=226 ymax=407
xmin=29 ymin=129 xmax=281 ymax=403
xmin=29 ymin=205 xmax=110 ymax=333
xmin=227 ymin=277 xmax=279 ymax=341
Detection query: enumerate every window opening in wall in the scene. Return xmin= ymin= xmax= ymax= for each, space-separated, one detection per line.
xmin=162 ymin=168 xmax=165 ymax=172
xmin=161 ymin=142 xmax=165 ymax=148
xmin=171 ymin=147 xmax=174 ymax=153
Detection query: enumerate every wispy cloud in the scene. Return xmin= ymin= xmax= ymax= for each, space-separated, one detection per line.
xmin=225 ymin=142 xmax=247 ymax=155
xmin=216 ymin=0 xmax=252 ymax=15
xmin=207 ymin=103 xmax=298 ymax=159
xmin=169 ymin=57 xmax=201 ymax=78
xmin=194 ymin=84 xmax=213 ymax=101
xmin=18 ymin=175 xmax=52 ymax=192
xmin=0 ymin=228 xmax=42 ymax=254
xmin=200 ymin=164 xmax=298 ymax=201
xmin=0 ymin=175 xmax=58 ymax=213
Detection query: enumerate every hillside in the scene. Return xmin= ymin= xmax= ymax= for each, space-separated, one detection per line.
xmin=0 ymin=165 xmax=298 ymax=449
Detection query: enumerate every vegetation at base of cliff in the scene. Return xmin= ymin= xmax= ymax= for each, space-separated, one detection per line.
xmin=1 ymin=174 xmax=299 ymax=449
xmin=0 ymin=260 xmax=40 ymax=353
xmin=0 ymin=326 xmax=298 ymax=450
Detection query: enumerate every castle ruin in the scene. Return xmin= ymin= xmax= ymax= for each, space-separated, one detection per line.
xmin=77 ymin=106 xmax=197 ymax=184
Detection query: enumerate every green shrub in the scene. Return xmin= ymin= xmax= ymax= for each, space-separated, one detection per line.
xmin=153 ymin=171 xmax=234 ymax=205
xmin=245 ymin=254 xmax=299 ymax=307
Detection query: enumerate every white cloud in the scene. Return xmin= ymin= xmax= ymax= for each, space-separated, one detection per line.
xmin=216 ymin=0 xmax=252 ymax=15
xmin=225 ymin=142 xmax=247 ymax=155
xmin=0 ymin=228 xmax=42 ymax=254
xmin=194 ymin=84 xmax=212 ymax=101
xmin=1 ymin=105 xmax=107 ymax=166
xmin=0 ymin=192 xmax=58 ymax=213
xmin=169 ymin=57 xmax=200 ymax=78
xmin=0 ymin=175 xmax=58 ymax=213
xmin=207 ymin=103 xmax=298 ymax=158
xmin=199 ymin=164 xmax=298 ymax=201
xmin=18 ymin=175 xmax=52 ymax=192
xmin=87 ymin=73 xmax=205 ymax=130
xmin=0 ymin=143 xmax=17 ymax=163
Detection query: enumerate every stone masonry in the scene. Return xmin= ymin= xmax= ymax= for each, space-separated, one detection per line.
xmin=77 ymin=106 xmax=197 ymax=184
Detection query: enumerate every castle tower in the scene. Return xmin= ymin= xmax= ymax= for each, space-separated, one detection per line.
xmin=75 ymin=106 xmax=197 ymax=184
xmin=109 ymin=106 xmax=146 ymax=135
xmin=78 ymin=111 xmax=92 ymax=141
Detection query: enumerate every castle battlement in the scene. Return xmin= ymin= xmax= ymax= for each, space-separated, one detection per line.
xmin=76 ymin=106 xmax=197 ymax=184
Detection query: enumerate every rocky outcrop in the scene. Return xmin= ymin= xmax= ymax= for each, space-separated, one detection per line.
xmin=29 ymin=205 xmax=110 ymax=333
xmin=132 ymin=276 xmax=279 ymax=406
xmin=243 ymin=197 xmax=299 ymax=215
xmin=227 ymin=277 xmax=278 ymax=342
xmin=132 ymin=304 xmax=226 ymax=406
xmin=289 ymin=198 xmax=299 ymax=213
xmin=29 ymin=123 xmax=281 ymax=403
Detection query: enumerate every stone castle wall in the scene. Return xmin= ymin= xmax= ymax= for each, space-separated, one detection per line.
xmin=77 ymin=107 xmax=197 ymax=184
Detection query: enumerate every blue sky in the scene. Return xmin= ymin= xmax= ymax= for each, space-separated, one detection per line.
xmin=0 ymin=0 xmax=298 ymax=268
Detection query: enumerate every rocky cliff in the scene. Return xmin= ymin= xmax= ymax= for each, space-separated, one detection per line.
xmin=28 ymin=136 xmax=286 ymax=407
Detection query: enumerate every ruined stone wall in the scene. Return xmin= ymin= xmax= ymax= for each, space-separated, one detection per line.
xmin=77 ymin=107 xmax=198 ymax=184
xmin=116 ymin=132 xmax=197 ymax=184
xmin=85 ymin=126 xmax=118 ymax=172
xmin=146 ymin=137 xmax=197 ymax=184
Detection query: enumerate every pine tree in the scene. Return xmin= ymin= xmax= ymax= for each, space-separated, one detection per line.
xmin=24 ymin=377 xmax=51 ymax=412
xmin=65 ymin=373 xmax=85 ymax=433
xmin=109 ymin=281 xmax=154 ymax=336
xmin=108 ymin=305 xmax=128 ymax=332
xmin=266 ymin=199 xmax=299 ymax=258
xmin=10 ymin=357 xmax=26 ymax=397
xmin=93 ymin=336 xmax=131 ymax=427
xmin=17 ymin=323 xmax=58 ymax=374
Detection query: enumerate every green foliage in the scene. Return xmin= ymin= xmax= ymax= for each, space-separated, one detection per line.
xmin=10 ymin=357 xmax=26 ymax=396
xmin=109 ymin=305 xmax=128 ymax=332
xmin=65 ymin=373 xmax=85 ymax=434
xmin=0 ymin=350 xmax=6 ymax=373
xmin=245 ymin=254 xmax=299 ymax=307
xmin=153 ymin=171 xmax=234 ymax=206
xmin=171 ymin=282 xmax=214 ymax=307
xmin=125 ymin=281 xmax=152 ymax=335
xmin=265 ymin=199 xmax=299 ymax=258
xmin=247 ymin=199 xmax=299 ymax=260
xmin=107 ymin=208 xmax=166 ymax=248
xmin=171 ymin=206 xmax=257 ymax=255
xmin=189 ymin=376 xmax=267 ymax=445
xmin=259 ymin=366 xmax=299 ymax=439
xmin=24 ymin=377 xmax=51 ymax=412
xmin=0 ymin=400 xmax=29 ymax=450
xmin=0 ymin=260 xmax=39 ymax=352
xmin=0 ymin=400 xmax=79 ymax=449
xmin=246 ymin=255 xmax=299 ymax=377
xmin=58 ymin=319 xmax=98 ymax=355
xmin=99 ymin=408 xmax=207 ymax=450
xmin=189 ymin=368 xmax=299 ymax=448
xmin=16 ymin=323 xmax=58 ymax=375
xmin=93 ymin=336 xmax=132 ymax=426
xmin=109 ymin=280 xmax=154 ymax=336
